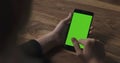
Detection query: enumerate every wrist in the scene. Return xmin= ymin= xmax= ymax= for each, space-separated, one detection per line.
xmin=35 ymin=31 xmax=58 ymax=53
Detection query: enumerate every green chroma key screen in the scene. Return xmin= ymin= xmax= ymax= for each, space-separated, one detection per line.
xmin=65 ymin=12 xmax=93 ymax=48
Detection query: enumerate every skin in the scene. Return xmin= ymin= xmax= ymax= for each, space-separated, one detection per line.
xmin=72 ymin=38 xmax=105 ymax=63
xmin=36 ymin=13 xmax=72 ymax=53
xmin=36 ymin=13 xmax=105 ymax=63
xmin=1 ymin=0 xmax=105 ymax=62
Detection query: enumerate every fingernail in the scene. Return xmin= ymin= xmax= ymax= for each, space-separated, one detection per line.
xmin=89 ymin=31 xmax=92 ymax=34
xmin=71 ymin=38 xmax=76 ymax=43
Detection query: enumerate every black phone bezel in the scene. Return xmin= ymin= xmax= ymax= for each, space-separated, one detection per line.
xmin=64 ymin=9 xmax=94 ymax=51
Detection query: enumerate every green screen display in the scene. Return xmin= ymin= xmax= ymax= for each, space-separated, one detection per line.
xmin=65 ymin=12 xmax=93 ymax=48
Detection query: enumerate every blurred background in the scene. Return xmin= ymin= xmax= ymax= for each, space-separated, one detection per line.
xmin=17 ymin=0 xmax=120 ymax=63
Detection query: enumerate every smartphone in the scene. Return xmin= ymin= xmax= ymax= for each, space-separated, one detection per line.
xmin=64 ymin=9 xmax=94 ymax=51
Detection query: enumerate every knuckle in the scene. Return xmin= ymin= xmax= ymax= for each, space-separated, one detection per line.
xmin=86 ymin=39 xmax=95 ymax=46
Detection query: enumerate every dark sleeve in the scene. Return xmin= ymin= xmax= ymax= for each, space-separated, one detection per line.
xmin=18 ymin=40 xmax=50 ymax=63
xmin=19 ymin=40 xmax=43 ymax=57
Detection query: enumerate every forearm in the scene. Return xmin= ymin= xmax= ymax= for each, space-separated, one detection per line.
xmin=36 ymin=31 xmax=57 ymax=54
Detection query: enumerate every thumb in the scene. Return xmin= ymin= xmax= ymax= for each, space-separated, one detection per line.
xmin=53 ymin=13 xmax=72 ymax=32
xmin=61 ymin=13 xmax=72 ymax=24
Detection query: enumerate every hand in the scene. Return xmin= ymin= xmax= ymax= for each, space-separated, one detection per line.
xmin=37 ymin=13 xmax=94 ymax=53
xmin=72 ymin=38 xmax=105 ymax=63
xmin=36 ymin=13 xmax=72 ymax=53
xmin=52 ymin=13 xmax=72 ymax=46
xmin=53 ymin=13 xmax=93 ymax=46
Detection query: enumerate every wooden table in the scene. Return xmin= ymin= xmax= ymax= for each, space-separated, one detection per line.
xmin=18 ymin=0 xmax=120 ymax=63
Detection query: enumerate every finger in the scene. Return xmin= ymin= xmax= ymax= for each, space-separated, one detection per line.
xmin=78 ymin=39 xmax=87 ymax=45
xmin=89 ymin=30 xmax=93 ymax=34
xmin=90 ymin=26 xmax=93 ymax=30
xmin=88 ymin=25 xmax=94 ymax=33
xmin=81 ymin=39 xmax=105 ymax=59
xmin=72 ymin=38 xmax=82 ymax=56
xmin=95 ymin=39 xmax=104 ymax=45
xmin=78 ymin=38 xmax=95 ymax=46
xmin=89 ymin=26 xmax=94 ymax=34
xmin=89 ymin=26 xmax=94 ymax=37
